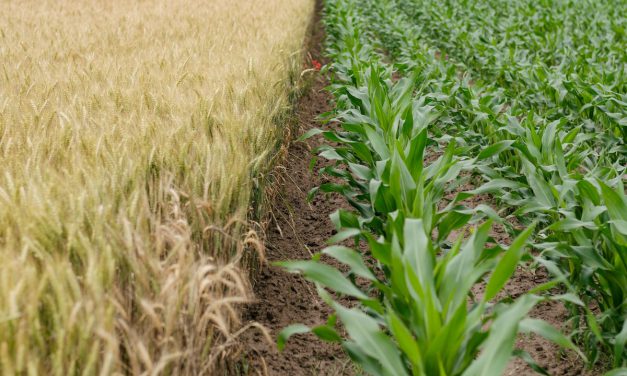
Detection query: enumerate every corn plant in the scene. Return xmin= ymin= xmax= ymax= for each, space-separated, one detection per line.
xmin=279 ymin=219 xmax=583 ymax=376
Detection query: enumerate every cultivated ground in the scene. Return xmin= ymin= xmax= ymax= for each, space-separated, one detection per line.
xmin=241 ymin=6 xmax=351 ymax=374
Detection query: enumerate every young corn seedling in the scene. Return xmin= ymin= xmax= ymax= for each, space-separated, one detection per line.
xmin=278 ymin=218 xmax=585 ymax=375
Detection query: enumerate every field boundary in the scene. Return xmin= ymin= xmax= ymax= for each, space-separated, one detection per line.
xmin=238 ymin=1 xmax=354 ymax=374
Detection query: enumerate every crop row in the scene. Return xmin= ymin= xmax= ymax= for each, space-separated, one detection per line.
xmin=279 ymin=0 xmax=626 ymax=374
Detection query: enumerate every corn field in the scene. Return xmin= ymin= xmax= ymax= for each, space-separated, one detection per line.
xmin=279 ymin=0 xmax=626 ymax=375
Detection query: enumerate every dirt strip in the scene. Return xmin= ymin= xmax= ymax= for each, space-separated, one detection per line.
xmin=239 ymin=2 xmax=353 ymax=374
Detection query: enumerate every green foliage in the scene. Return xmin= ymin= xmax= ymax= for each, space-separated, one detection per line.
xmin=361 ymin=0 xmax=627 ymax=367
xmin=280 ymin=221 xmax=557 ymax=376
xmin=280 ymin=0 xmax=626 ymax=373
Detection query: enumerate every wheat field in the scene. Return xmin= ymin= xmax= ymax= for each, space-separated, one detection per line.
xmin=0 ymin=0 xmax=313 ymax=373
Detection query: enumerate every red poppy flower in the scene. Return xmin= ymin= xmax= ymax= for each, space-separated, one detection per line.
xmin=312 ymin=59 xmax=322 ymax=71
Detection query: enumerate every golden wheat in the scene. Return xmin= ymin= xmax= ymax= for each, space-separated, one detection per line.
xmin=0 ymin=0 xmax=313 ymax=373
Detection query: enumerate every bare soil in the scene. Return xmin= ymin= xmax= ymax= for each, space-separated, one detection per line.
xmin=238 ymin=1 xmax=599 ymax=375
xmin=239 ymin=3 xmax=352 ymax=375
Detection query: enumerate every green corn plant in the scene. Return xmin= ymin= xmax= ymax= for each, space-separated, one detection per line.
xmin=516 ymin=133 xmax=627 ymax=365
xmin=489 ymin=116 xmax=627 ymax=366
xmin=305 ymin=55 xmax=509 ymax=240
xmin=278 ymin=218 xmax=586 ymax=376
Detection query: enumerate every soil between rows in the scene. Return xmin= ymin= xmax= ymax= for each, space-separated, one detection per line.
xmin=239 ymin=1 xmax=598 ymax=375
xmin=239 ymin=2 xmax=352 ymax=374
